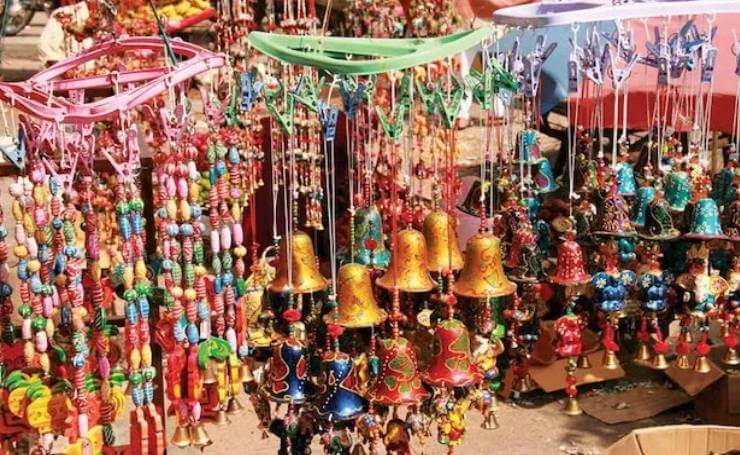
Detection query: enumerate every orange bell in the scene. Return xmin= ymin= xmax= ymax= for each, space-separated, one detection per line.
xmin=326 ymin=263 xmax=387 ymax=328
xmin=368 ymin=337 xmax=429 ymax=406
xmin=455 ymin=233 xmax=516 ymax=298
xmin=269 ymin=231 xmax=328 ymax=294
xmin=549 ymin=232 xmax=591 ymax=286
xmin=376 ymin=229 xmax=436 ymax=293
xmin=423 ymin=210 xmax=464 ymax=273
xmin=423 ymin=318 xmax=482 ymax=387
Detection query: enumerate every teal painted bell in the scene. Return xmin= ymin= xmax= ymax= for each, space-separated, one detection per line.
xmin=639 ymin=192 xmax=680 ymax=241
xmin=630 ymin=186 xmax=656 ymax=227
xmin=343 ymin=205 xmax=390 ymax=268
xmin=665 ymin=171 xmax=692 ymax=212
xmin=710 ymin=167 xmax=737 ymax=210
xmin=685 ymin=198 xmax=727 ymax=240
xmin=615 ymin=162 xmax=637 ymax=197
xmin=532 ymin=159 xmax=559 ymax=194
xmin=517 ymin=129 xmax=542 ymax=163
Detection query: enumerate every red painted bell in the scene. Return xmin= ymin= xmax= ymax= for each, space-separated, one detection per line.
xmin=423 ymin=318 xmax=482 ymax=387
xmin=368 ymin=337 xmax=429 ymax=406
xmin=549 ymin=233 xmax=591 ymax=286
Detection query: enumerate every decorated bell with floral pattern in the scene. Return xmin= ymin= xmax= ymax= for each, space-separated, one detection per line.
xmin=455 ymin=233 xmax=516 ymax=298
xmin=685 ymin=198 xmax=727 ymax=240
xmin=314 ymin=351 xmax=367 ymax=421
xmin=532 ymin=159 xmax=559 ymax=194
xmin=615 ymin=161 xmax=637 ymax=197
xmin=376 ymin=229 xmax=436 ymax=293
xmin=263 ymin=337 xmax=314 ymax=404
xmin=345 ymin=205 xmax=391 ymax=268
xmin=665 ymin=170 xmax=692 ymax=212
xmin=423 ymin=318 xmax=482 ymax=387
xmin=593 ymin=189 xmax=635 ymax=237
xmin=368 ymin=337 xmax=429 ymax=406
xmin=549 ymin=233 xmax=591 ymax=286
xmin=631 ymin=186 xmax=656 ymax=227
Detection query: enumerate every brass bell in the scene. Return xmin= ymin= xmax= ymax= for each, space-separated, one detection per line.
xmin=454 ymin=233 xmax=516 ymax=299
xmin=602 ymin=350 xmax=620 ymax=370
xmin=240 ymin=363 xmax=255 ymax=384
xmin=376 ymin=229 xmax=436 ymax=293
xmin=652 ymin=353 xmax=670 ymax=370
xmin=722 ymin=346 xmax=740 ymax=366
xmin=213 ymin=408 xmax=231 ymax=426
xmin=227 ymin=397 xmax=245 ymax=415
xmin=514 ymin=374 xmax=535 ymax=393
xmin=203 ymin=361 xmax=218 ymax=384
xmin=189 ymin=423 xmax=213 ymax=448
xmin=577 ymin=354 xmax=592 ymax=369
xmin=423 ymin=209 xmax=464 ymax=273
xmin=693 ymin=355 xmax=711 ymax=374
xmin=635 ymin=342 xmax=652 ymax=362
xmin=563 ymin=397 xmax=583 ymax=416
xmin=327 ymin=263 xmax=387 ymax=328
xmin=674 ymin=354 xmax=691 ymax=369
xmin=482 ymin=410 xmax=499 ymax=430
xmin=684 ymin=330 xmax=694 ymax=344
xmin=269 ymin=230 xmax=328 ymax=294
xmin=171 ymin=424 xmax=191 ymax=448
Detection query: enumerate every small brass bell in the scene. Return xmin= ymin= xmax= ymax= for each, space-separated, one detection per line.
xmin=240 ymin=363 xmax=255 ymax=383
xmin=454 ymin=233 xmax=517 ymax=299
xmin=482 ymin=410 xmax=499 ymax=430
xmin=269 ymin=230 xmax=328 ymax=294
xmin=189 ymin=423 xmax=213 ymax=448
xmin=635 ymin=342 xmax=652 ymax=362
xmin=651 ymin=353 xmax=670 ymax=370
xmin=423 ymin=209 xmax=464 ymax=273
xmin=602 ymin=350 xmax=620 ymax=370
xmin=684 ymin=330 xmax=694 ymax=344
xmin=563 ymin=397 xmax=583 ymax=416
xmin=376 ymin=229 xmax=436 ymax=293
xmin=171 ymin=424 xmax=191 ymax=448
xmin=214 ymin=408 xmax=231 ymax=426
xmin=514 ymin=374 xmax=534 ymax=393
xmin=577 ymin=354 xmax=592 ymax=369
xmin=329 ymin=263 xmax=387 ymax=328
xmin=722 ymin=346 xmax=740 ymax=366
xmin=203 ymin=361 xmax=218 ymax=384
xmin=227 ymin=397 xmax=245 ymax=415
xmin=693 ymin=355 xmax=711 ymax=374
xmin=674 ymin=354 xmax=691 ymax=369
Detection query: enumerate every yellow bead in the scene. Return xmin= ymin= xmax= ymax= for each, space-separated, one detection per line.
xmin=184 ymin=288 xmax=197 ymax=301
xmin=166 ymin=200 xmax=177 ymax=220
xmin=171 ymin=287 xmax=183 ymax=298
xmin=130 ymin=349 xmax=141 ymax=370
xmin=135 ymin=259 xmax=147 ymax=280
xmin=179 ymin=200 xmax=191 ymax=222
xmin=14 ymin=245 xmax=28 ymax=258
xmin=27 ymin=260 xmax=41 ymax=273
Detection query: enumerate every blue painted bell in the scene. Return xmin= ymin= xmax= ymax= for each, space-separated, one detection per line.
xmin=615 ymin=161 xmax=637 ymax=197
xmin=665 ymin=170 xmax=692 ymax=212
xmin=639 ymin=190 xmax=680 ymax=241
xmin=532 ymin=159 xmax=559 ymax=194
xmin=344 ymin=205 xmax=391 ymax=269
xmin=685 ymin=198 xmax=727 ymax=240
xmin=630 ymin=186 xmax=656 ymax=227
xmin=263 ymin=337 xmax=314 ymax=404
xmin=314 ymin=351 xmax=367 ymax=421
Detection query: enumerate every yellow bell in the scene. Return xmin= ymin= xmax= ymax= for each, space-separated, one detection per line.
xmin=376 ymin=229 xmax=436 ymax=293
xmin=189 ymin=423 xmax=212 ymax=448
xmin=423 ymin=210 xmax=464 ymax=273
xmin=327 ymin=263 xmax=387 ymax=328
xmin=269 ymin=231 xmax=328 ymax=294
xmin=693 ymin=355 xmax=711 ymax=374
xmin=454 ymin=233 xmax=517 ymax=299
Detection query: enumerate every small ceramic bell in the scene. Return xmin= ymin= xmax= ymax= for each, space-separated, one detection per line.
xmin=549 ymin=232 xmax=591 ymax=287
xmin=423 ymin=209 xmax=464 ymax=273
xmin=345 ymin=205 xmax=391 ymax=268
xmin=329 ymin=263 xmax=387 ymax=328
xmin=376 ymin=229 xmax=436 ymax=293
xmin=665 ymin=170 xmax=692 ymax=212
xmin=263 ymin=337 xmax=314 ymax=404
xmin=615 ymin=161 xmax=637 ymax=197
xmin=423 ymin=318 xmax=483 ymax=388
xmin=455 ymin=233 xmax=516 ymax=298
xmin=639 ymin=189 xmax=680 ymax=241
xmin=630 ymin=186 xmax=656 ymax=227
xmin=269 ymin=231 xmax=328 ymax=294
xmin=368 ymin=337 xmax=429 ymax=406
xmin=314 ymin=351 xmax=367 ymax=421
xmin=592 ymin=186 xmax=635 ymax=237
xmin=684 ymin=198 xmax=728 ymax=240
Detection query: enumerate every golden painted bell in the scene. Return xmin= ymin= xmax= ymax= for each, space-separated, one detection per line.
xmin=693 ymin=355 xmax=711 ymax=373
xmin=652 ymin=353 xmax=669 ymax=370
xmin=376 ymin=229 xmax=436 ymax=293
xmin=454 ymin=233 xmax=516 ymax=299
xmin=189 ymin=423 xmax=212 ymax=448
xmin=563 ymin=397 xmax=583 ymax=416
xmin=674 ymin=354 xmax=691 ymax=369
xmin=326 ymin=263 xmax=387 ymax=328
xmin=423 ymin=210 xmax=464 ymax=273
xmin=171 ymin=424 xmax=191 ymax=448
xmin=269 ymin=231 xmax=328 ymax=294
xmin=722 ymin=346 xmax=740 ymax=365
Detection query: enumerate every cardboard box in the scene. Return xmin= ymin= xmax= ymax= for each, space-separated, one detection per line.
xmin=606 ymin=425 xmax=740 ymax=455
xmin=580 ymin=386 xmax=692 ymax=425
